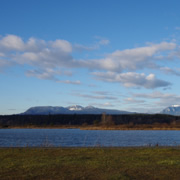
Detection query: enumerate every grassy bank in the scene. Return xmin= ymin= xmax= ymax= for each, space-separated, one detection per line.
xmin=0 ymin=147 xmax=180 ymax=179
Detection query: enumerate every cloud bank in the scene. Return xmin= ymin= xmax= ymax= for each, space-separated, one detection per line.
xmin=0 ymin=34 xmax=178 ymax=89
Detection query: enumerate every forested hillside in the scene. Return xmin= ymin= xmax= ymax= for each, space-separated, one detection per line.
xmin=0 ymin=114 xmax=180 ymax=128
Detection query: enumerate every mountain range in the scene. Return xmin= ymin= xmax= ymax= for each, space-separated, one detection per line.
xmin=22 ymin=105 xmax=132 ymax=115
xmin=22 ymin=105 xmax=180 ymax=115
xmin=160 ymin=105 xmax=180 ymax=115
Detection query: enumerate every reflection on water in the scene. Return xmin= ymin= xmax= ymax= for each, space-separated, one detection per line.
xmin=0 ymin=129 xmax=180 ymax=147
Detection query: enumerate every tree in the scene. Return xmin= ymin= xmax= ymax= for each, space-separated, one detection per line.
xmin=101 ymin=113 xmax=114 ymax=126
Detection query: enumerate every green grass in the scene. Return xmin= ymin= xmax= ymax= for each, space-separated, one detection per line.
xmin=0 ymin=147 xmax=180 ymax=179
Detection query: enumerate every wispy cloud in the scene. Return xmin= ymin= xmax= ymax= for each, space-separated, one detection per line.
xmin=89 ymin=102 xmax=114 ymax=108
xmin=133 ymin=91 xmax=177 ymax=99
xmin=175 ymin=27 xmax=180 ymax=30
xmin=26 ymin=69 xmax=60 ymax=80
xmin=73 ymin=37 xmax=109 ymax=51
xmin=124 ymin=97 xmax=145 ymax=104
xmin=92 ymin=72 xmax=171 ymax=89
xmin=0 ymin=59 xmax=12 ymax=72
xmin=121 ymin=91 xmax=180 ymax=113
xmin=8 ymin=109 xmax=17 ymax=111
xmin=132 ymin=91 xmax=180 ymax=108
xmin=73 ymin=92 xmax=118 ymax=100
xmin=26 ymin=68 xmax=73 ymax=81
xmin=0 ymin=59 xmax=11 ymax=67
xmin=160 ymin=67 xmax=180 ymax=76
xmin=57 ymin=80 xmax=81 ymax=85
xmin=92 ymin=91 xmax=113 ymax=96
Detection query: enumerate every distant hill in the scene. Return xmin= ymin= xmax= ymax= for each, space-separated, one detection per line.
xmin=161 ymin=105 xmax=180 ymax=115
xmin=22 ymin=105 xmax=132 ymax=115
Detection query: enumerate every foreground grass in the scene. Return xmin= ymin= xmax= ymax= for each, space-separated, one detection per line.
xmin=0 ymin=147 xmax=180 ymax=180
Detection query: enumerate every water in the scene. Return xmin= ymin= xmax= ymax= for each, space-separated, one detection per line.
xmin=0 ymin=129 xmax=180 ymax=147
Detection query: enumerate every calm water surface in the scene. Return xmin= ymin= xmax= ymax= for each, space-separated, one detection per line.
xmin=0 ymin=129 xmax=180 ymax=147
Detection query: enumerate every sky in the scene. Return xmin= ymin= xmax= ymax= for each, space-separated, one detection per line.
xmin=1 ymin=0 xmax=180 ymax=114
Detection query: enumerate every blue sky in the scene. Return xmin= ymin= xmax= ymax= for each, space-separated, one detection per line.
xmin=1 ymin=0 xmax=180 ymax=114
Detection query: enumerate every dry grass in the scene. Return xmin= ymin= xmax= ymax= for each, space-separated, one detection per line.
xmin=3 ymin=124 xmax=180 ymax=130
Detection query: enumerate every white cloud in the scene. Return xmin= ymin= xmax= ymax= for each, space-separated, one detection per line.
xmin=12 ymin=43 xmax=74 ymax=69
xmin=0 ymin=35 xmax=77 ymax=82
xmin=0 ymin=34 xmax=176 ymax=88
xmin=84 ymin=42 xmax=176 ymax=72
xmin=25 ymin=38 xmax=46 ymax=52
xmin=0 ymin=35 xmax=73 ymax=67
xmin=51 ymin=39 xmax=72 ymax=53
xmin=0 ymin=35 xmax=47 ymax=53
xmin=0 ymin=34 xmax=25 ymax=51
xmin=93 ymin=72 xmax=171 ymax=89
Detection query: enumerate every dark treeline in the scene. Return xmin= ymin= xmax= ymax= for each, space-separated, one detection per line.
xmin=0 ymin=113 xmax=180 ymax=127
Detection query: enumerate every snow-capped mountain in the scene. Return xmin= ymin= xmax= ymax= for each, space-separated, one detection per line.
xmin=67 ymin=105 xmax=84 ymax=111
xmin=22 ymin=105 xmax=132 ymax=115
xmin=161 ymin=105 xmax=180 ymax=115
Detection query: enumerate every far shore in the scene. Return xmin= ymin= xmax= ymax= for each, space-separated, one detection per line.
xmin=1 ymin=125 xmax=180 ymax=130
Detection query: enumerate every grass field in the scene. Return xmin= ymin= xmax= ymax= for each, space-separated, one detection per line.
xmin=0 ymin=147 xmax=180 ymax=180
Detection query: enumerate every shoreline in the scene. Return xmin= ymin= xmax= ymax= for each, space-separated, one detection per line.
xmin=1 ymin=125 xmax=180 ymax=130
